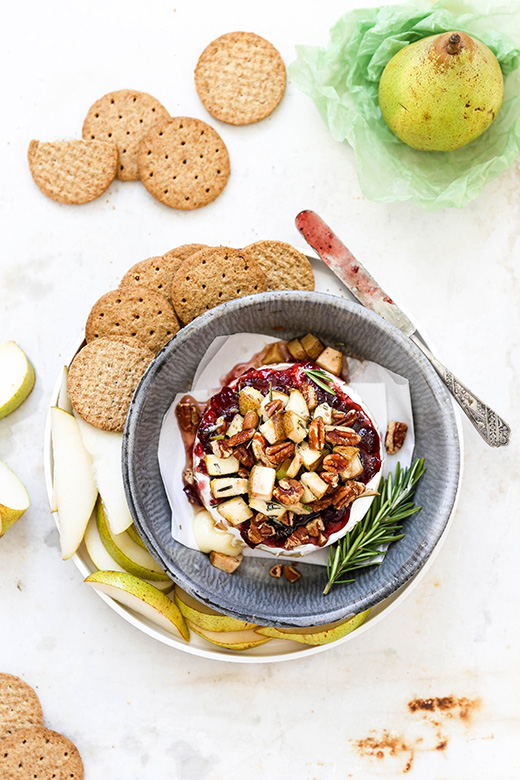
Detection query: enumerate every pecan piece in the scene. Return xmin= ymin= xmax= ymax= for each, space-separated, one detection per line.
xmin=385 ymin=420 xmax=408 ymax=455
xmin=332 ymin=481 xmax=366 ymax=509
xmin=264 ymin=398 xmax=283 ymax=418
xmin=284 ymin=526 xmax=310 ymax=550
xmin=237 ymin=467 xmax=250 ymax=478
xmin=308 ymin=417 xmax=325 ymax=450
xmin=214 ymin=415 xmax=228 ymax=435
xmin=251 ymin=432 xmax=274 ymax=467
xmin=248 ymin=523 xmax=265 ymax=545
xmin=332 ymin=408 xmax=357 ymax=427
xmin=322 ymin=452 xmax=350 ymax=472
xmin=316 ymin=532 xmax=328 ymax=547
xmin=283 ymin=564 xmax=302 ymax=583
xmin=269 ymin=563 xmax=283 ymax=578
xmin=242 ymin=410 xmax=259 ymax=429
xmin=308 ymin=495 xmax=334 ymax=512
xmin=234 ymin=444 xmax=255 ymax=469
xmin=211 ymin=438 xmax=234 ymax=459
xmin=325 ymin=426 xmax=362 ymax=446
xmin=320 ymin=471 xmax=340 ymax=489
xmin=265 ymin=440 xmax=295 ymax=465
xmin=227 ymin=428 xmax=255 ymax=447
xmin=273 ymin=478 xmax=304 ymax=506
xmin=305 ymin=516 xmax=325 ymax=537
xmin=300 ymin=381 xmax=318 ymax=410
xmin=175 ymin=397 xmax=201 ymax=433
xmin=209 ymin=551 xmax=243 ymax=573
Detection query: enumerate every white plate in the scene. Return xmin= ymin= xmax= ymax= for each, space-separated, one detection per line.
xmin=43 ymin=254 xmax=464 ymax=663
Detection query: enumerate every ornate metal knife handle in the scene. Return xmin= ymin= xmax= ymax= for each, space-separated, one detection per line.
xmin=411 ymin=336 xmax=511 ymax=447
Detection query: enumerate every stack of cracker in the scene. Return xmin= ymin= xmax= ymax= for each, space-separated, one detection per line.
xmin=67 ymin=240 xmax=314 ymax=433
xmin=0 ymin=673 xmax=83 ymax=779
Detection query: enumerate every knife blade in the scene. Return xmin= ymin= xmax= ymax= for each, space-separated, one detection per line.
xmin=295 ymin=209 xmax=511 ymax=448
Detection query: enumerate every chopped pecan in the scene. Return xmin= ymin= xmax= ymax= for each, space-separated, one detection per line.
xmin=316 ymin=532 xmax=328 ymax=547
xmin=322 ymin=452 xmax=350 ymax=472
xmin=237 ymin=467 xmax=250 ymax=478
xmin=182 ymin=467 xmax=195 ymax=485
xmin=332 ymin=481 xmax=366 ymax=508
xmin=283 ymin=564 xmax=302 ymax=583
xmin=279 ymin=510 xmax=294 ymax=526
xmin=211 ymin=438 xmax=234 ymax=459
xmin=307 ymin=495 xmax=334 ymax=512
xmin=269 ymin=563 xmax=283 ymax=578
xmin=320 ymin=471 xmax=340 ymax=489
xmin=247 ymin=524 xmax=265 ymax=545
xmin=300 ymin=381 xmax=318 ymax=410
xmin=176 ymin=397 xmax=201 ymax=433
xmin=227 ymin=428 xmax=255 ymax=447
xmin=385 ymin=420 xmax=408 ymax=455
xmin=305 ymin=516 xmax=325 ymax=537
xmin=242 ymin=410 xmax=259 ymax=429
xmin=308 ymin=417 xmax=325 ymax=450
xmin=214 ymin=416 xmax=228 ymax=435
xmin=265 ymin=440 xmax=295 ymax=465
xmin=325 ymin=426 xmax=362 ymax=446
xmin=234 ymin=444 xmax=255 ymax=469
xmin=264 ymin=398 xmax=283 ymax=418
xmin=259 ymin=522 xmax=275 ymax=537
xmin=284 ymin=526 xmax=310 ymax=550
xmin=332 ymin=408 xmax=357 ymax=427
xmin=251 ymin=432 xmax=274 ymax=467
xmin=273 ymin=478 xmax=304 ymax=505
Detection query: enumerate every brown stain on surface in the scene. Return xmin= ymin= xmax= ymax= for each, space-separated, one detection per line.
xmin=355 ymin=729 xmax=415 ymax=773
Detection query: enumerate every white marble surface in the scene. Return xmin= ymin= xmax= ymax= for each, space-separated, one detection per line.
xmin=1 ymin=0 xmax=519 ymax=777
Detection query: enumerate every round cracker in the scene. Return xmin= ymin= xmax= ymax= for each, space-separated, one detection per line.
xmin=194 ymin=32 xmax=286 ymax=125
xmin=0 ymin=675 xmax=43 ymax=742
xmin=137 ymin=117 xmax=230 ymax=210
xmin=68 ymin=336 xmax=154 ymax=431
xmin=0 ymin=727 xmax=83 ymax=780
xmin=119 ymin=256 xmax=177 ymax=303
xmin=162 ymin=243 xmax=208 ymax=268
xmin=85 ymin=286 xmax=180 ymax=354
xmin=171 ymin=246 xmax=266 ymax=324
xmin=243 ymin=240 xmax=315 ymax=291
xmin=27 ymin=139 xmax=117 ymax=205
xmin=82 ymin=89 xmax=170 ymax=181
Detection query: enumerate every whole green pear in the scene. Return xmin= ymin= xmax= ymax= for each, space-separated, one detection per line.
xmin=378 ymin=31 xmax=504 ymax=151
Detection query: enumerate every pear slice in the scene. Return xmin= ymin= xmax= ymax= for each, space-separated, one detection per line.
xmin=0 ymin=341 xmax=35 ymax=419
xmin=0 ymin=459 xmax=30 ymax=537
xmin=85 ymin=570 xmax=189 ymax=641
xmin=96 ymin=500 xmax=169 ymax=582
xmin=56 ymin=365 xmax=73 ymax=414
xmin=186 ymin=620 xmax=271 ymax=651
xmin=174 ymin=586 xmax=257 ymax=632
xmin=84 ymin=516 xmax=173 ymax=593
xmin=256 ymin=610 xmax=370 ymax=645
xmin=126 ymin=523 xmax=147 ymax=549
xmin=50 ymin=407 xmax=98 ymax=559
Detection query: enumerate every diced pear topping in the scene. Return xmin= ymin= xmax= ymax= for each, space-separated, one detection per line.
xmin=238 ymin=386 xmax=264 ymax=414
xmin=301 ymin=333 xmax=324 ymax=360
xmin=217 ymin=496 xmax=253 ymax=525
xmin=297 ymin=441 xmax=322 ymax=469
xmin=204 ymin=454 xmax=240 ymax=476
xmin=262 ymin=342 xmax=286 ymax=364
xmin=248 ymin=498 xmax=288 ymax=520
xmin=226 ymin=413 xmax=244 ymax=437
xmin=210 ymin=477 xmax=249 ymax=499
xmin=248 ymin=464 xmax=276 ymax=501
xmin=209 ymin=550 xmax=243 ymax=573
xmin=287 ymin=338 xmax=307 ymax=361
xmin=315 ymin=347 xmax=343 ymax=376
xmin=300 ymin=485 xmax=317 ymax=504
xmin=285 ymin=452 xmax=303 ymax=479
xmin=300 ymin=471 xmax=329 ymax=500
xmin=283 ymin=410 xmax=308 ymax=444
xmin=333 ymin=445 xmax=364 ymax=480
xmin=285 ymin=389 xmax=309 ymax=420
xmin=313 ymin=402 xmax=333 ymax=425
xmin=259 ymin=414 xmax=285 ymax=444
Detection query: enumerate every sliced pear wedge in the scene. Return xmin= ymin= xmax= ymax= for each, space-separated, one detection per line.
xmin=186 ymin=620 xmax=271 ymax=651
xmin=0 ymin=341 xmax=35 ymax=419
xmin=96 ymin=500 xmax=169 ymax=582
xmin=0 ymin=459 xmax=30 ymax=537
xmin=256 ymin=610 xmax=370 ymax=645
xmin=84 ymin=516 xmax=173 ymax=593
xmin=50 ymin=407 xmax=98 ymax=559
xmin=85 ymin=571 xmax=189 ymax=641
xmin=126 ymin=523 xmax=147 ymax=549
xmin=174 ymin=586 xmax=257 ymax=632
xmin=56 ymin=365 xmax=73 ymax=414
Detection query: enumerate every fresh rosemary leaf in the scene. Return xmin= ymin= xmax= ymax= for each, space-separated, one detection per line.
xmin=303 ymin=368 xmax=337 ymax=395
xmin=323 ymin=458 xmax=426 ymax=595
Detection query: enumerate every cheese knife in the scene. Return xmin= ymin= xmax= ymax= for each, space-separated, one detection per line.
xmin=295 ymin=209 xmax=511 ymax=448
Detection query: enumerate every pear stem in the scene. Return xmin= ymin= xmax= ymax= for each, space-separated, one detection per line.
xmin=446 ymin=33 xmax=463 ymax=55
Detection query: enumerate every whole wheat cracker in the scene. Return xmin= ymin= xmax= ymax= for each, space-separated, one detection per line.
xmin=137 ymin=117 xmax=230 ymax=210
xmin=194 ymin=32 xmax=286 ymax=125
xmin=27 ymin=140 xmax=117 ymax=205
xmin=0 ymin=675 xmax=43 ymax=742
xmin=119 ymin=256 xmax=175 ymax=303
xmin=82 ymin=89 xmax=170 ymax=181
xmin=0 ymin=727 xmax=83 ymax=780
xmin=67 ymin=336 xmax=154 ymax=432
xmin=85 ymin=286 xmax=180 ymax=354
xmin=171 ymin=246 xmax=266 ymax=324
xmin=243 ymin=240 xmax=315 ymax=291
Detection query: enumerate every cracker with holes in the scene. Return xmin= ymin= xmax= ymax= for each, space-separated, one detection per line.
xmin=194 ymin=31 xmax=286 ymax=125
xmin=82 ymin=89 xmax=170 ymax=181
xmin=137 ymin=117 xmax=230 ymax=209
xmin=119 ymin=246 xmax=206 ymax=304
xmin=85 ymin=286 xmax=180 ymax=354
xmin=243 ymin=240 xmax=315 ymax=291
xmin=67 ymin=336 xmax=154 ymax=431
xmin=171 ymin=246 xmax=266 ymax=324
xmin=0 ymin=674 xmax=43 ymax=742
xmin=0 ymin=727 xmax=83 ymax=780
xmin=27 ymin=140 xmax=117 ymax=204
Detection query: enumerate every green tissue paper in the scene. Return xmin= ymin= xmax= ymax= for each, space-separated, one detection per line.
xmin=289 ymin=1 xmax=520 ymax=210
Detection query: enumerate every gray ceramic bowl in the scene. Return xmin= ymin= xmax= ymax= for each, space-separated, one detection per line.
xmin=122 ymin=291 xmax=461 ymax=628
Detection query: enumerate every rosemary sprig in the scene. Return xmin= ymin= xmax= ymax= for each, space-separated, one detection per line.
xmin=323 ymin=458 xmax=426 ymax=595
xmin=303 ymin=368 xmax=337 ymax=395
